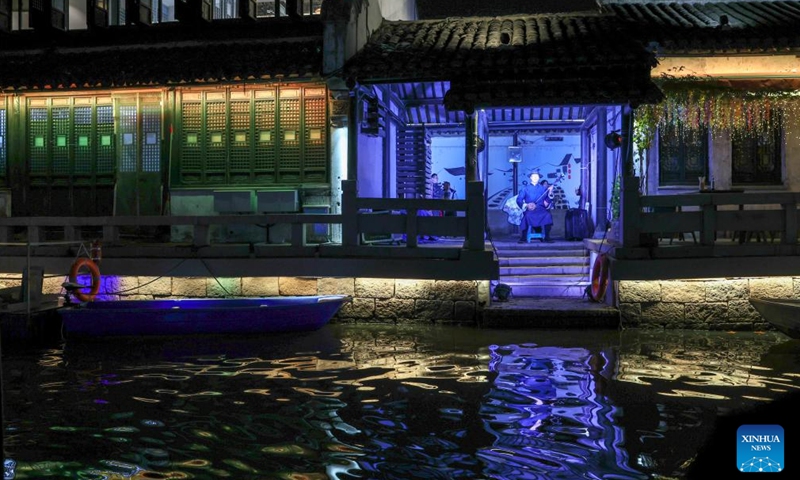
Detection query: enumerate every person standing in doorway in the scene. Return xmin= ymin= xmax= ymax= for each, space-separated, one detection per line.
xmin=516 ymin=171 xmax=554 ymax=243
xmin=429 ymin=173 xmax=443 ymax=218
xmin=442 ymin=181 xmax=457 ymax=217
xmin=430 ymin=173 xmax=443 ymax=201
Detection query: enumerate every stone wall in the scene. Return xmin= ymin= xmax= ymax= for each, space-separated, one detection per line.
xmin=618 ymin=277 xmax=800 ymax=330
xmin=6 ymin=274 xmax=490 ymax=326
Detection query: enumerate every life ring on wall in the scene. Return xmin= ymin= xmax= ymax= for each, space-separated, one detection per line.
xmin=68 ymin=258 xmax=101 ymax=302
xmin=590 ymin=254 xmax=610 ymax=303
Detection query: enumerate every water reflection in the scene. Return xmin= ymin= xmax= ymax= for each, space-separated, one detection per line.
xmin=480 ymin=344 xmax=644 ymax=479
xmin=2 ymin=327 xmax=798 ymax=479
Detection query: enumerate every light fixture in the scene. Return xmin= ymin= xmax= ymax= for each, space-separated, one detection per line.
xmin=493 ymin=283 xmax=513 ymax=302
xmin=604 ymin=132 xmax=622 ymax=149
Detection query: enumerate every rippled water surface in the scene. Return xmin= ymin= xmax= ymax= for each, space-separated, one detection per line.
xmin=3 ymin=326 xmax=800 ymax=479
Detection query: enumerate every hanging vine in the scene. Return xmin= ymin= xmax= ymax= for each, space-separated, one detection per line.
xmin=634 ymin=77 xmax=800 ymax=142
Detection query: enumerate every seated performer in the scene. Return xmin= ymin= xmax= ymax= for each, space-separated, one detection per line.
xmin=516 ymin=171 xmax=554 ymax=243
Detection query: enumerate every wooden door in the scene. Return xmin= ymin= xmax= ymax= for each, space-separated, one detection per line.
xmin=115 ymin=96 xmax=163 ymax=216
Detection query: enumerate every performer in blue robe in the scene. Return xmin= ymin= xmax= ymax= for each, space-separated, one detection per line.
xmin=516 ymin=171 xmax=554 ymax=243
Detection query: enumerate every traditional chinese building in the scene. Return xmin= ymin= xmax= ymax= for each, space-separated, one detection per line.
xmin=2 ymin=0 xmax=800 ymax=329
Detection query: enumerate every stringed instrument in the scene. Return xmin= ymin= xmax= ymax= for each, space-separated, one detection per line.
xmin=502 ymin=173 xmax=564 ymax=226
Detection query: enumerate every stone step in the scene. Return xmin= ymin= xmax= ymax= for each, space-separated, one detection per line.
xmin=499 ymin=273 xmax=589 ymax=283
xmin=495 ymin=248 xmax=587 ymax=257
xmin=500 ymin=264 xmax=589 ymax=276
xmin=497 ymin=283 xmax=592 ymax=298
xmin=499 ymin=256 xmax=589 ymax=267
xmin=481 ymin=297 xmax=619 ymax=328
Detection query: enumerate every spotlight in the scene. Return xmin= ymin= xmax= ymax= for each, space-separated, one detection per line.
xmin=493 ymin=283 xmax=512 ymax=302
xmin=604 ymin=132 xmax=622 ymax=150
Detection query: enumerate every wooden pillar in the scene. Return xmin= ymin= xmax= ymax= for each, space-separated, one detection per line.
xmin=619 ymin=176 xmax=641 ymax=247
xmin=621 ymin=105 xmax=635 ymax=178
xmin=596 ymin=108 xmax=609 ymax=233
xmin=341 ymin=179 xmax=358 ymax=246
xmin=348 ymin=90 xmax=358 ymax=183
xmin=466 ymin=181 xmax=485 ymax=251
xmin=465 ymin=111 xmax=478 ymax=182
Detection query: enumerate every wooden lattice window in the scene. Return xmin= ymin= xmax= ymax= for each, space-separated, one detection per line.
xmin=176 ymin=85 xmax=328 ymax=187
xmin=26 ymin=96 xmax=118 ymax=183
xmin=658 ymin=124 xmax=709 ymax=186
xmin=395 ymin=126 xmax=431 ymax=198
xmin=115 ymin=95 xmax=162 ymax=174
xmin=0 ymin=98 xmax=6 ymax=183
xmin=732 ymin=118 xmax=783 ymax=186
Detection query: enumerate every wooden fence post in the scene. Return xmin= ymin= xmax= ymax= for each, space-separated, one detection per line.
xmin=466 ymin=181 xmax=485 ymax=251
xmin=620 ymin=176 xmax=641 ymax=247
xmin=342 ymin=180 xmax=358 ymax=246
xmin=701 ymin=203 xmax=717 ymax=246
xmin=783 ymin=200 xmax=798 ymax=245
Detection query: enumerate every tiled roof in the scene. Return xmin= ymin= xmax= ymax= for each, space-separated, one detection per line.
xmin=444 ymin=77 xmax=663 ymax=111
xmin=0 ymin=20 xmax=324 ymax=90
xmin=0 ymin=38 xmax=323 ymax=90
xmin=344 ymin=13 xmax=662 ymax=108
xmin=603 ymin=1 xmax=800 ymax=52
xmin=415 ymin=0 xmax=601 ymax=18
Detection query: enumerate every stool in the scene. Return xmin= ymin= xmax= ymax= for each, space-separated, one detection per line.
xmin=527 ymin=226 xmax=544 ymax=243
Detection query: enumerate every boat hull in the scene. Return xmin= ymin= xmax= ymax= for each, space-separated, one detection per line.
xmin=59 ymin=295 xmax=350 ymax=338
xmin=749 ymin=298 xmax=800 ymax=339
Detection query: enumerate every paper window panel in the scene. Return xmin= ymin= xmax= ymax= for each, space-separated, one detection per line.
xmin=0 ymin=108 xmax=6 ymax=176
xmin=50 ymin=107 xmax=71 ymax=176
xmin=205 ymin=100 xmax=227 ymax=177
xmin=303 ymin=95 xmax=327 ymax=181
xmin=181 ymin=101 xmax=203 ymax=179
xmin=278 ymin=97 xmax=301 ymax=180
xmin=119 ymin=105 xmax=138 ymax=173
xmin=96 ymin=105 xmax=115 ymax=175
xmin=142 ymin=104 xmax=162 ymax=173
xmin=73 ymin=106 xmax=94 ymax=175
xmin=254 ymin=98 xmax=277 ymax=181
xmin=229 ymin=100 xmax=251 ymax=179
xmin=28 ymin=107 xmax=49 ymax=175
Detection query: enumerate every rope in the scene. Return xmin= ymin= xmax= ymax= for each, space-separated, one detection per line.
xmin=100 ymin=259 xmax=189 ymax=296
xmin=201 ymin=258 xmax=233 ymax=298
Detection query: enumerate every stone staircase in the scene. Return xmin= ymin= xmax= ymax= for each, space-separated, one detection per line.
xmin=494 ymin=241 xmax=591 ymax=298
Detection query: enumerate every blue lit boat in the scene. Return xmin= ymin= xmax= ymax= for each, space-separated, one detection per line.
xmin=58 ymin=295 xmax=351 ymax=338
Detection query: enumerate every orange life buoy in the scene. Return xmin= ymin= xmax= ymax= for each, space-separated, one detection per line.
xmin=69 ymin=257 xmax=101 ymax=302
xmin=590 ymin=254 xmax=610 ymax=302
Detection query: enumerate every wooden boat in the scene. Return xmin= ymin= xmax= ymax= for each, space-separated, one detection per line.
xmin=749 ymin=298 xmax=800 ymax=339
xmin=58 ymin=295 xmax=350 ymax=338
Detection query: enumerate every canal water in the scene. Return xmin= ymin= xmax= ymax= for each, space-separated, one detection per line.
xmin=2 ymin=326 xmax=798 ymax=479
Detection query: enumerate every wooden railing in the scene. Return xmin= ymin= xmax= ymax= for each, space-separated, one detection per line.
xmin=618 ymin=177 xmax=800 ymax=254
xmin=0 ymin=180 xmax=487 ymax=255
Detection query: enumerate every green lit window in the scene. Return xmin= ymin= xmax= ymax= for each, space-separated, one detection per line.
xmin=25 ymin=97 xmax=136 ymax=181
xmin=0 ymin=106 xmax=6 ymax=181
xmin=176 ymin=85 xmax=328 ymax=186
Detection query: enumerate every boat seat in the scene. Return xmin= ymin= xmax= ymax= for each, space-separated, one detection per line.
xmin=62 ymin=282 xmax=84 ymax=292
